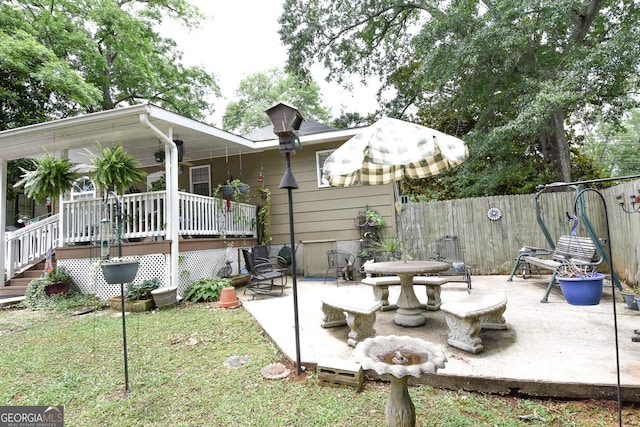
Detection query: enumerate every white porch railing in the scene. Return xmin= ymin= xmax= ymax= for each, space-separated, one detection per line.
xmin=5 ymin=214 xmax=59 ymax=280
xmin=61 ymin=190 xmax=256 ymax=244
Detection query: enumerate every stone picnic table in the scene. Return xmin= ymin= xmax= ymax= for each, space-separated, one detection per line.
xmin=364 ymin=260 xmax=450 ymax=327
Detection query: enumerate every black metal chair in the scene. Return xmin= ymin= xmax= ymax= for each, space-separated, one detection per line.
xmin=242 ymin=248 xmax=287 ymax=299
xmin=324 ymin=250 xmax=356 ymax=286
xmin=432 ymin=235 xmax=472 ymax=290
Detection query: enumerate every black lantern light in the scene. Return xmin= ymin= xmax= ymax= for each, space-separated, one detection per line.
xmin=154 ymin=150 xmax=165 ymax=163
xmin=173 ymin=139 xmax=184 ymax=163
xmin=265 ymin=102 xmax=304 ymax=375
xmin=154 ymin=140 xmax=165 ymax=163
xmin=265 ymin=102 xmax=304 ymax=153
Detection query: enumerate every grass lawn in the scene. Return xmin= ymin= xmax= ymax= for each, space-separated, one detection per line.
xmin=0 ymin=301 xmax=637 ymax=426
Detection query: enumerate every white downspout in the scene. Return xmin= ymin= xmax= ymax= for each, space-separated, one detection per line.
xmin=139 ymin=113 xmax=180 ymax=291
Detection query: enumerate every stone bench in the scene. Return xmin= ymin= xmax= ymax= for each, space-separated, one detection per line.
xmin=440 ymin=291 xmax=508 ymax=354
xmin=320 ymin=298 xmax=382 ymax=347
xmin=361 ymin=275 xmax=448 ymax=311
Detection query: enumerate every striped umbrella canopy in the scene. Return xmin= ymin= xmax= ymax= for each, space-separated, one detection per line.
xmin=322 ymin=117 xmax=468 ymax=186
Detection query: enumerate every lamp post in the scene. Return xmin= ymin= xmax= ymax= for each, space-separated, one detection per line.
xmin=265 ymin=102 xmax=304 ymax=375
xmin=616 ymin=190 xmax=640 ymax=213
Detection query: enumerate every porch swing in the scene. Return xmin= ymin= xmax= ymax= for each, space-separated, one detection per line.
xmin=507 ymin=183 xmax=622 ymax=302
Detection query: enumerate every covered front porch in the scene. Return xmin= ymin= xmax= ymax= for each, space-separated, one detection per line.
xmin=1 ymin=104 xmax=268 ymax=290
xmin=4 ymin=190 xmax=256 ymax=281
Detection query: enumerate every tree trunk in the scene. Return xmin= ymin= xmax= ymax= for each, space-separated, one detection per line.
xmin=539 ymin=108 xmax=571 ymax=183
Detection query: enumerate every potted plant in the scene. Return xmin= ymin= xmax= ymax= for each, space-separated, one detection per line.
xmin=621 ymin=285 xmax=640 ymax=310
xmin=556 ymin=260 xmax=604 ymax=306
xmin=215 ymin=182 xmax=236 ymax=200
xmin=363 ymin=234 xmax=403 ymax=262
xmin=86 ymin=143 xmax=146 ymax=195
xmin=365 ymin=209 xmax=385 ymax=227
xmin=96 ymin=257 xmax=140 ymax=284
xmin=255 ymin=187 xmax=271 ymax=245
xmin=230 ymin=178 xmax=249 ymax=195
xmin=183 ymin=277 xmax=230 ymax=303
xmin=14 ymin=153 xmax=79 ymax=213
xmin=214 ymin=179 xmax=249 ymax=201
xmin=44 ymin=266 xmax=73 ymax=296
xmin=108 ymin=278 xmax=159 ymax=312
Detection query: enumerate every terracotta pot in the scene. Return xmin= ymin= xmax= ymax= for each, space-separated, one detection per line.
xmin=218 ymin=287 xmax=240 ymax=308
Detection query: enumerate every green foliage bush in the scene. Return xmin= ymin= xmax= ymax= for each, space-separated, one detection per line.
xmin=125 ymin=278 xmax=160 ymax=300
xmin=24 ymin=277 xmax=102 ymax=311
xmin=183 ymin=277 xmax=230 ymax=303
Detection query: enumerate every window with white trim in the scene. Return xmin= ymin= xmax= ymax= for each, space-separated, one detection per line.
xmin=71 ymin=176 xmax=96 ymax=200
xmin=190 ymin=165 xmax=211 ymax=196
xmin=316 ymin=149 xmax=335 ymax=188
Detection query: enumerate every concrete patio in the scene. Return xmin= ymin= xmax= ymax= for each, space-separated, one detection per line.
xmin=238 ymin=274 xmax=640 ymax=402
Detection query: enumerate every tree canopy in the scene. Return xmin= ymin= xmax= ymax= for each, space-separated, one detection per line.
xmin=0 ymin=0 xmax=219 ymax=128
xmin=222 ymin=68 xmax=332 ymax=135
xmin=279 ymin=0 xmax=640 ymax=197
xmin=583 ymin=108 xmax=640 ymax=177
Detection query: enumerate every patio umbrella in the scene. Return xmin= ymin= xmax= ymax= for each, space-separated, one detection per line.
xmin=323 ymin=117 xmax=469 ymax=260
xmin=322 ymin=117 xmax=468 ymax=187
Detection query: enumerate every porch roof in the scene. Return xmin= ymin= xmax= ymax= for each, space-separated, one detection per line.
xmin=0 ymin=104 xmax=362 ymax=167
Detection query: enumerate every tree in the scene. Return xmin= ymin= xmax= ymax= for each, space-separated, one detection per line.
xmin=279 ymin=0 xmax=640 ymax=195
xmin=583 ymin=109 xmax=640 ymax=177
xmin=1 ymin=0 xmax=219 ymax=125
xmin=331 ymin=112 xmax=376 ymax=129
xmin=0 ymin=5 xmax=100 ymax=129
xmin=222 ymin=68 xmax=331 ymax=134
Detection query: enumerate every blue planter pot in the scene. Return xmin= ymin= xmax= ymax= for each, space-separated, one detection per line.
xmin=558 ymin=273 xmax=604 ymax=306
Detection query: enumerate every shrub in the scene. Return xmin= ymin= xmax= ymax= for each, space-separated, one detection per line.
xmin=125 ymin=278 xmax=160 ymax=300
xmin=183 ymin=278 xmax=230 ymax=303
xmin=46 ymin=266 xmax=71 ymax=283
xmin=24 ymin=277 xmax=101 ymax=311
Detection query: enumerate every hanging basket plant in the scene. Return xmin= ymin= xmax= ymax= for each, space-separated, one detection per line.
xmin=87 ymin=143 xmax=146 ymax=194
xmin=220 ymin=185 xmax=236 ymax=200
xmin=15 ymin=154 xmax=79 ymax=212
xmin=237 ymin=183 xmax=249 ymax=194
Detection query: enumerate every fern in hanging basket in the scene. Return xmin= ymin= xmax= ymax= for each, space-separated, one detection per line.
xmin=15 ymin=154 xmax=79 ymax=211
xmin=87 ymin=143 xmax=146 ymax=194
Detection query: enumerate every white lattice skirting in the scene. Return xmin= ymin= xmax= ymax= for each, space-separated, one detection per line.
xmin=58 ymin=248 xmax=240 ymax=300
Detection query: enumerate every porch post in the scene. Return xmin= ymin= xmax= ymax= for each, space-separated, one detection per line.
xmin=139 ymin=114 xmax=180 ymax=290
xmin=0 ymin=158 xmax=6 ymax=284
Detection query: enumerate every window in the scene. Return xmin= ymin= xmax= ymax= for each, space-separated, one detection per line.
xmin=71 ymin=176 xmax=96 ymax=200
xmin=316 ymin=149 xmax=335 ymax=188
xmin=190 ymin=165 xmax=211 ymax=196
xmin=147 ymin=171 xmax=165 ymax=191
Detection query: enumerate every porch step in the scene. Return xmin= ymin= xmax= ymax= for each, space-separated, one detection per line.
xmin=3 ymin=256 xmax=55 ymax=297
xmin=0 ymin=285 xmax=28 ymax=296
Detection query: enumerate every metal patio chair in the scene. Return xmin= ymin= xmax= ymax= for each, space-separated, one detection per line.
xmin=324 ymin=250 xmax=356 ymax=286
xmin=242 ymin=248 xmax=287 ymax=299
xmin=432 ymin=235 xmax=472 ymax=290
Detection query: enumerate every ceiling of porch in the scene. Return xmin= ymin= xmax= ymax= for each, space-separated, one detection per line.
xmin=0 ymin=104 xmax=263 ymax=168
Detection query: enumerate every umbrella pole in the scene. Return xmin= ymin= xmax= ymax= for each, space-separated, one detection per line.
xmin=394 ymin=182 xmax=407 ymax=262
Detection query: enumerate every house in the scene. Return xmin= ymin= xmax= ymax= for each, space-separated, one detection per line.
xmin=1 ymin=104 xmax=396 ymax=298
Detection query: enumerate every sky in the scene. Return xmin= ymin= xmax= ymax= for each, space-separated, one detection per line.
xmin=161 ymin=0 xmax=379 ymax=127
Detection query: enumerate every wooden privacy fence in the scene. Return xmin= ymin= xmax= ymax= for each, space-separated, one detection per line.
xmin=399 ymin=179 xmax=640 ymax=286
